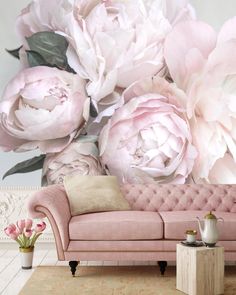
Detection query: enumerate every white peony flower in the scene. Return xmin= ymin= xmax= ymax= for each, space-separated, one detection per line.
xmin=164 ymin=18 xmax=236 ymax=183
xmin=42 ymin=136 xmax=104 ymax=185
xmin=99 ymin=77 xmax=197 ymax=184
xmin=17 ymin=0 xmax=195 ymax=119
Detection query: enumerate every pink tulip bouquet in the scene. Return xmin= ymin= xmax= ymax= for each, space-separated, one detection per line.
xmin=1 ymin=0 xmax=236 ymax=184
xmin=4 ymin=219 xmax=46 ymax=249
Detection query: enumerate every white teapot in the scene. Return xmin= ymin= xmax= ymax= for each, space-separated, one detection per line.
xmin=196 ymin=211 xmax=223 ymax=247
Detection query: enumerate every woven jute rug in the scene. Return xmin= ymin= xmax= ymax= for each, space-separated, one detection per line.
xmin=19 ymin=266 xmax=236 ymax=295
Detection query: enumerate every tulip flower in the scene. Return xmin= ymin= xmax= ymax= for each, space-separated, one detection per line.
xmin=25 ymin=219 xmax=33 ymax=230
xmin=4 ymin=224 xmax=17 ymax=236
xmin=24 ymin=229 xmax=33 ymax=238
xmin=16 ymin=220 xmax=25 ymax=233
xmin=5 ymin=225 xmax=20 ymax=242
xmin=4 ymin=219 xmax=46 ymax=248
xmin=4 ymin=227 xmax=11 ymax=236
xmin=34 ymin=221 xmax=46 ymax=233
xmin=9 ymin=232 xmax=19 ymax=240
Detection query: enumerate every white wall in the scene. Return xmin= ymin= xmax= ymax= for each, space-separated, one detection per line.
xmin=0 ymin=0 xmax=236 ymax=186
xmin=191 ymin=0 xmax=236 ymax=30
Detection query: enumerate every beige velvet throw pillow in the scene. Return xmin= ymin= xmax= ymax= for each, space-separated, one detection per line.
xmin=64 ymin=175 xmax=131 ymax=216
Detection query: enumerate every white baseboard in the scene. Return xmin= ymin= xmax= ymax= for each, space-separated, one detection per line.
xmin=0 ymin=186 xmax=54 ymax=243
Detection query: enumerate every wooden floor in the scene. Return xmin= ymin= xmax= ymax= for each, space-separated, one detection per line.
xmin=2 ymin=243 xmax=236 ymax=295
xmin=0 ymin=243 xmax=158 ymax=295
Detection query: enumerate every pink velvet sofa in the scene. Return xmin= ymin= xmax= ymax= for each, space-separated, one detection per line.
xmin=28 ymin=183 xmax=236 ymax=276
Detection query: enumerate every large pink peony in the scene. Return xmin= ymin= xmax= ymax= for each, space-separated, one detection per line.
xmin=42 ymin=137 xmax=104 ymax=185
xmin=71 ymin=0 xmax=195 ymax=107
xmin=99 ymin=77 xmax=197 ymax=184
xmin=164 ymin=18 xmax=236 ymax=183
xmin=17 ymin=0 xmax=195 ymax=115
xmin=16 ymin=0 xmax=80 ymax=43
xmin=0 ymin=66 xmax=89 ymax=153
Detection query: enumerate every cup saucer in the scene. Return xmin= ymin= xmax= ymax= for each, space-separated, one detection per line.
xmin=181 ymin=240 xmax=204 ymax=247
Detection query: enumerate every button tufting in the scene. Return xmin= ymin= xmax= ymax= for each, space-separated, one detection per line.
xmin=121 ymin=183 xmax=236 ymax=213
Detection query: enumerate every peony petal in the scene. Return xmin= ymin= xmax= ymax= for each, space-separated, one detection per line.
xmin=221 ymin=128 xmax=236 ymax=161
xmin=208 ymin=153 xmax=236 ymax=184
xmin=176 ymin=144 xmax=197 ymax=176
xmin=191 ymin=118 xmax=227 ymax=181
xmin=217 ymin=16 xmax=236 ymax=44
xmin=16 ymin=132 xmax=75 ymax=153
xmin=117 ymin=61 xmax=164 ymax=89
xmin=99 ymin=119 xmax=111 ymax=156
xmin=0 ymin=124 xmax=27 ymax=152
xmin=66 ymin=45 xmax=89 ymax=79
xmin=152 ymin=125 xmax=169 ymax=146
xmin=205 ymin=40 xmax=236 ymax=83
xmin=164 ymin=20 xmax=217 ymax=90
xmin=74 ymin=0 xmax=102 ymax=18
xmin=159 ymin=141 xmax=178 ymax=158
xmin=165 ymin=0 xmax=196 ymax=25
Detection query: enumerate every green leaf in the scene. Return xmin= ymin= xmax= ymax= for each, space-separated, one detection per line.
xmin=26 ymin=31 xmax=70 ymax=70
xmin=6 ymin=46 xmax=23 ymax=59
xmin=2 ymin=155 xmax=46 ymax=180
xmin=26 ymin=50 xmax=48 ymax=67
xmin=65 ymin=64 xmax=76 ymax=74
xmin=90 ymin=99 xmax=98 ymax=118
xmin=77 ymin=135 xmax=98 ymax=143
xmin=26 ymin=50 xmax=76 ymax=73
xmin=41 ymin=175 xmax=48 ymax=187
xmin=31 ymin=233 xmax=42 ymax=247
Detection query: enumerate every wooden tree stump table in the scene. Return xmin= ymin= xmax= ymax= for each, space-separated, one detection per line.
xmin=176 ymin=244 xmax=224 ymax=295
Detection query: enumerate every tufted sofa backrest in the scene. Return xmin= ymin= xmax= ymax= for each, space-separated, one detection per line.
xmin=120 ymin=184 xmax=236 ymax=213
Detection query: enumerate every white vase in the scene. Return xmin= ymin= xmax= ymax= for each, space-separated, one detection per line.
xmin=19 ymin=247 xmax=34 ymax=269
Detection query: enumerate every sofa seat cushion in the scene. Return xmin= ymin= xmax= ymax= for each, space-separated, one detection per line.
xmin=159 ymin=211 xmax=236 ymax=240
xmin=69 ymin=211 xmax=163 ymax=241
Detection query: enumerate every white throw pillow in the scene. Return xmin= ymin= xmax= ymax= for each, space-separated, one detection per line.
xmin=64 ymin=175 xmax=131 ymax=216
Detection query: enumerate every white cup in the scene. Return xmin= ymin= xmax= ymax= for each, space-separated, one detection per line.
xmin=186 ymin=230 xmax=197 ymax=243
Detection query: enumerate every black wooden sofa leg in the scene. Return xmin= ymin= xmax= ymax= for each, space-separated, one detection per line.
xmin=69 ymin=261 xmax=79 ymax=276
xmin=158 ymin=261 xmax=167 ymax=275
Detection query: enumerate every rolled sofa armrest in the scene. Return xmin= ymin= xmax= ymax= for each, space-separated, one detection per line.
xmin=27 ymin=184 xmax=71 ymax=258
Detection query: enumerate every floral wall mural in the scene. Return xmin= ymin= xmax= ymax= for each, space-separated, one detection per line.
xmin=0 ymin=0 xmax=235 ymax=185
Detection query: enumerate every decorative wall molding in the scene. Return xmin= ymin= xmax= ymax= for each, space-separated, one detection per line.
xmin=0 ymin=186 xmax=54 ymax=243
